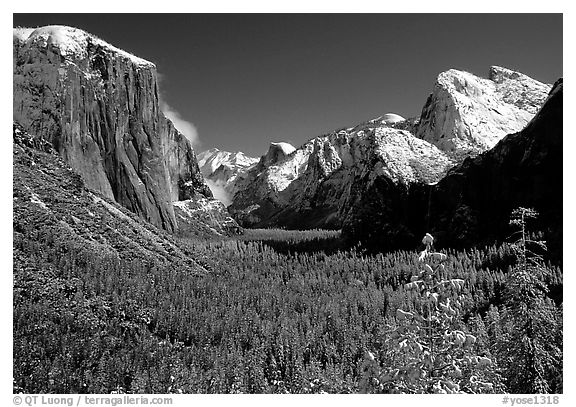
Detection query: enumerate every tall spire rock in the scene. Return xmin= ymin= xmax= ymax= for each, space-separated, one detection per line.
xmin=12 ymin=25 xmax=230 ymax=234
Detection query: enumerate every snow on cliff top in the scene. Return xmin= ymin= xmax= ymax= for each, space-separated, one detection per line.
xmin=416 ymin=66 xmax=551 ymax=158
xmin=13 ymin=25 xmax=154 ymax=67
xmin=382 ymin=113 xmax=406 ymax=124
xmin=270 ymin=142 xmax=296 ymax=156
xmin=487 ymin=65 xmax=552 ymax=114
xmin=436 ymin=66 xmax=550 ymax=115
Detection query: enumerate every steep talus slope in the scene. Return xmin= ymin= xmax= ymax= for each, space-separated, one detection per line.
xmin=415 ymin=66 xmax=551 ymax=159
xmin=13 ymin=25 xmax=237 ymax=235
xmin=343 ymin=79 xmax=563 ymax=258
xmin=13 ymin=123 xmax=209 ymax=271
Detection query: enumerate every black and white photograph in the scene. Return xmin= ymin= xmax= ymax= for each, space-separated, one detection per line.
xmin=9 ymin=6 xmax=565 ymax=403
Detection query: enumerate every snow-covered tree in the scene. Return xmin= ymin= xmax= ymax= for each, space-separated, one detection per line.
xmin=361 ymin=234 xmax=504 ymax=393
xmin=497 ymin=208 xmax=562 ymax=393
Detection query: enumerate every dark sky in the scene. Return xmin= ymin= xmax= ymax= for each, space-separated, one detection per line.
xmin=13 ymin=14 xmax=563 ymax=157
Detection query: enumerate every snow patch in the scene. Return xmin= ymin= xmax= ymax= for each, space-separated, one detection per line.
xmin=174 ymin=198 xmax=226 ymax=215
xmin=270 ymin=142 xmax=296 ymax=156
xmin=15 ymin=25 xmax=154 ymax=67
xmin=30 ymin=192 xmax=48 ymax=210
xmin=373 ymin=128 xmax=452 ymax=184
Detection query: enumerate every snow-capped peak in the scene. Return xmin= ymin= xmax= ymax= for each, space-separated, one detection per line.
xmin=382 ymin=113 xmax=406 ymax=124
xmin=415 ymin=66 xmax=551 ymax=159
xmin=197 ymin=148 xmax=259 ymax=207
xmin=13 ymin=25 xmax=154 ymax=67
xmin=198 ymin=149 xmax=258 ymax=176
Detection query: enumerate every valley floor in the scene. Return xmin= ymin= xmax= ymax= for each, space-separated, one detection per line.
xmin=14 ymin=226 xmax=563 ymax=394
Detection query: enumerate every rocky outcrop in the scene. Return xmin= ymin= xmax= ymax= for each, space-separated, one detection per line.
xmin=174 ymin=195 xmax=242 ymax=237
xmin=415 ymin=66 xmax=551 ymax=160
xmin=261 ymin=142 xmax=296 ymax=166
xmin=427 ymin=79 xmax=563 ymax=257
xmin=343 ymin=79 xmax=562 ymax=258
xmin=230 ymin=124 xmax=453 ymax=230
xmin=13 ymin=25 xmax=238 ymax=235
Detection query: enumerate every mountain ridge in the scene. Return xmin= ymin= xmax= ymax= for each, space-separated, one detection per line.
xmin=225 ymin=66 xmax=550 ymax=231
xmin=343 ymin=79 xmax=563 ymax=256
xmin=415 ymin=65 xmax=551 ymax=159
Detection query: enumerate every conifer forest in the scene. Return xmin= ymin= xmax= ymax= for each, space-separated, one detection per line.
xmin=12 ymin=16 xmax=563 ymax=396
xmin=13 ymin=216 xmax=563 ymax=394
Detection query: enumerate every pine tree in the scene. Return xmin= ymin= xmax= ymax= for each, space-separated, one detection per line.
xmin=361 ymin=234 xmax=504 ymax=394
xmin=497 ymin=208 xmax=562 ymax=393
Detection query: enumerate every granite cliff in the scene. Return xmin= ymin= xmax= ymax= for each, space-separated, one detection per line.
xmin=13 ymin=25 xmax=238 ymax=236
xmin=416 ymin=66 xmax=551 ymax=159
xmin=343 ymin=79 xmax=563 ymax=257
xmin=224 ymin=67 xmax=551 ymax=237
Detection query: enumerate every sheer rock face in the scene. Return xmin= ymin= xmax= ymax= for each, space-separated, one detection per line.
xmin=415 ymin=66 xmax=551 ymax=160
xmin=427 ymin=79 xmax=563 ymax=258
xmin=13 ymin=122 xmax=208 ymax=269
xmin=12 ymin=25 xmax=231 ymax=234
xmin=261 ymin=142 xmax=296 ymax=167
xmin=343 ymin=80 xmax=562 ymax=257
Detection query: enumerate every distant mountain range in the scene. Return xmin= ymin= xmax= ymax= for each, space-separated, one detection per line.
xmin=14 ymin=25 xmax=562 ymax=256
xmin=198 ymin=66 xmax=555 ymax=249
xmin=197 ymin=148 xmax=259 ymax=206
